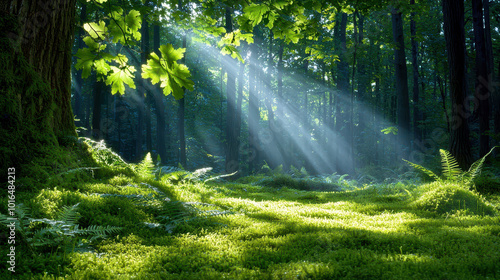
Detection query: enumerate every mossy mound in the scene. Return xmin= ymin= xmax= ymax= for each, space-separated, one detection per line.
xmin=413 ymin=182 xmax=495 ymax=215
xmin=254 ymin=175 xmax=342 ymax=192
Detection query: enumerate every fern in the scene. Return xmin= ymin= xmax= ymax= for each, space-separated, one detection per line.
xmin=137 ymin=152 xmax=155 ymax=180
xmin=404 ymin=147 xmax=496 ymax=185
xmin=1 ymin=203 xmax=122 ymax=253
xmin=463 ymin=147 xmax=496 ymax=183
xmin=440 ymin=149 xmax=462 ymax=180
xmin=99 ymin=183 xmax=234 ymax=233
xmin=402 ymin=159 xmax=440 ymax=182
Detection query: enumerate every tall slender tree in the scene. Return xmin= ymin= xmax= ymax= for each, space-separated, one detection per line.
xmin=410 ymin=0 xmax=422 ymax=146
xmin=392 ymin=7 xmax=410 ymax=160
xmin=152 ymin=23 xmax=168 ymax=164
xmin=224 ymin=7 xmax=239 ymax=174
xmin=442 ymin=0 xmax=472 ymax=168
xmin=472 ymin=0 xmax=490 ymax=157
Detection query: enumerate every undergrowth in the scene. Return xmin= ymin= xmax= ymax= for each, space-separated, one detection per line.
xmin=1 ymin=139 xmax=499 ymax=279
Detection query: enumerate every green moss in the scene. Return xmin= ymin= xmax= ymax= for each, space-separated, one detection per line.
xmin=413 ymin=182 xmax=496 ymax=215
xmin=254 ymin=174 xmax=342 ymax=192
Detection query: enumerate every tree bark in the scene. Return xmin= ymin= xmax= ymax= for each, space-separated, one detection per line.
xmin=92 ymin=79 xmax=104 ymax=139
xmin=177 ymin=0 xmax=187 ymax=168
xmin=235 ymin=58 xmax=245 ymax=167
xmin=73 ymin=4 xmax=86 ymax=129
xmin=442 ymin=0 xmax=472 ymax=168
xmin=392 ymin=8 xmax=411 ymax=160
xmin=4 ymin=0 xmax=77 ymax=138
xmin=248 ymin=32 xmax=261 ymax=173
xmin=336 ymin=13 xmax=353 ymax=174
xmin=152 ymin=24 xmax=168 ymax=164
xmin=410 ymin=0 xmax=422 ymax=147
xmin=224 ymin=7 xmax=238 ymax=174
xmin=178 ymin=35 xmax=187 ymax=168
xmin=0 ymin=0 xmax=77 ymax=172
xmin=141 ymin=20 xmax=152 ymax=154
xmin=472 ymin=0 xmax=490 ymax=157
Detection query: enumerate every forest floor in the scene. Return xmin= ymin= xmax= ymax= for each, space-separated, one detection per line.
xmin=1 ymin=139 xmax=500 ymax=279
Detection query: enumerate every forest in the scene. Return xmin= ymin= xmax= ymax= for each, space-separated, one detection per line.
xmin=1 ymin=0 xmax=500 ymax=278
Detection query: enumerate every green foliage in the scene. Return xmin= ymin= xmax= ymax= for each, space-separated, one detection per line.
xmin=440 ymin=149 xmax=462 ymax=180
xmin=80 ymin=137 xmax=129 ymax=168
xmin=412 ymin=183 xmax=495 ymax=215
xmin=0 ymin=203 xmax=122 ymax=253
xmin=404 ymin=147 xmax=496 ymax=186
xmin=255 ymin=174 xmax=342 ymax=192
xmin=75 ymin=5 xmax=193 ymax=96
xmin=381 ymin=126 xmax=398 ymax=135
xmin=244 ymin=4 xmax=270 ymax=27
xmin=141 ymin=44 xmax=194 ymax=99
xmin=136 ymin=152 xmax=155 ymax=180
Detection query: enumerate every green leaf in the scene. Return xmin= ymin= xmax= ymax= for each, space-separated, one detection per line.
xmin=82 ymin=36 xmax=100 ymax=50
xmin=75 ymin=48 xmax=95 ymax=79
xmin=161 ymin=44 xmax=186 ymax=63
xmin=106 ymin=66 xmax=136 ymax=95
xmin=221 ymin=45 xmax=244 ymax=63
xmin=141 ymin=53 xmax=166 ymax=85
xmin=244 ymin=4 xmax=270 ymax=27
xmin=83 ymin=21 xmax=107 ymax=40
xmin=273 ymin=1 xmax=289 ymax=9
xmin=141 ymin=44 xmax=193 ymax=99
xmin=266 ymin=11 xmax=278 ymax=29
xmin=125 ymin=10 xmax=142 ymax=32
xmin=94 ymin=59 xmax=111 ymax=76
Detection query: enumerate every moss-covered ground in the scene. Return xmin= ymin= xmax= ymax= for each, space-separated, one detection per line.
xmin=1 ymin=140 xmax=500 ymax=279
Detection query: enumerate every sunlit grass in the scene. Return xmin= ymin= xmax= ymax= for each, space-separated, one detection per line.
xmin=6 ymin=169 xmax=500 ymax=279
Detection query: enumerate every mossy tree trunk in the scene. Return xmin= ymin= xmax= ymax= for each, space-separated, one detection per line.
xmin=0 ymin=0 xmax=76 ymax=170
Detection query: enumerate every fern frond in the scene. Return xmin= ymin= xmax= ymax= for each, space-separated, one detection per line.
xmin=56 ymin=203 xmax=81 ymax=226
xmin=440 ymin=149 xmax=462 ymax=180
xmin=137 ymin=152 xmax=155 ymax=180
xmin=204 ymin=171 xmax=238 ymax=183
xmin=403 ymin=159 xmax=440 ymax=181
xmin=78 ymin=225 xmax=123 ymax=236
xmin=463 ymin=146 xmax=497 ymax=183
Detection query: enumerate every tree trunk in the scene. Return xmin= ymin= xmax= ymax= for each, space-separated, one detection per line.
xmin=442 ymin=0 xmax=472 ymax=168
xmin=235 ymin=58 xmax=245 ymax=167
xmin=392 ymin=8 xmax=410 ymax=160
xmin=152 ymin=24 xmax=167 ymax=164
xmin=357 ymin=14 xmax=368 ymax=165
xmin=73 ymin=4 xmax=86 ymax=128
xmin=0 ymin=0 xmax=77 ymax=172
xmin=92 ymin=79 xmax=104 ymax=139
xmin=472 ymin=0 xmax=490 ymax=157
xmin=248 ymin=33 xmax=260 ymax=173
xmin=224 ymin=7 xmax=238 ymax=174
xmin=336 ymin=13 xmax=352 ymax=174
xmin=141 ymin=20 xmax=152 ymax=154
xmin=5 ymin=0 xmax=77 ymax=137
xmin=178 ymin=35 xmax=187 ymax=168
xmin=410 ymin=0 xmax=422 ymax=147
xmin=175 ymin=0 xmax=187 ymax=168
